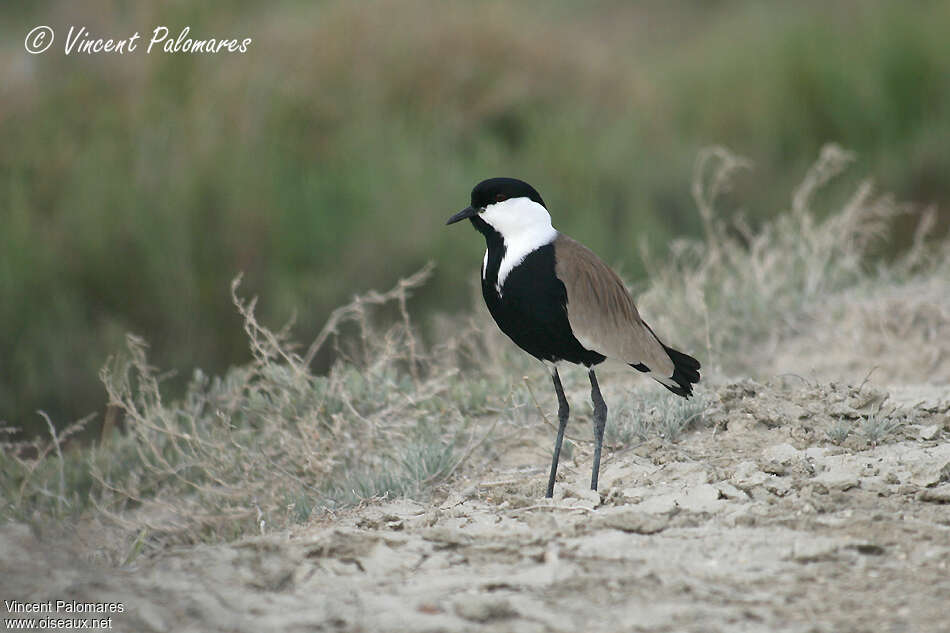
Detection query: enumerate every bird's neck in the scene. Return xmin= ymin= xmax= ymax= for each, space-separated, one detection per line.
xmin=472 ymin=217 xmax=506 ymax=288
xmin=471 ymin=216 xmax=558 ymax=295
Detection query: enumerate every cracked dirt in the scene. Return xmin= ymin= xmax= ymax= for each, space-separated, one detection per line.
xmin=3 ymin=378 xmax=949 ymax=632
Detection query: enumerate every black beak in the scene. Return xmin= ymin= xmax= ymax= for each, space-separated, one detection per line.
xmin=446 ymin=206 xmax=476 ymax=225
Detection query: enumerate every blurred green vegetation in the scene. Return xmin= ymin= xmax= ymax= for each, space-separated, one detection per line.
xmin=2 ymin=0 xmax=949 ymax=434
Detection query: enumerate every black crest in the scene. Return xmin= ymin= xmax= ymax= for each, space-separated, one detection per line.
xmin=471 ymin=178 xmax=546 ymax=210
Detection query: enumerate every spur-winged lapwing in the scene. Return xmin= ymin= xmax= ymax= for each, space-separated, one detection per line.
xmin=447 ymin=177 xmax=700 ymax=498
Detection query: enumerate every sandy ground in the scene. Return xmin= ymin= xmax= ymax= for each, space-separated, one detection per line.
xmin=3 ymin=375 xmax=949 ymax=632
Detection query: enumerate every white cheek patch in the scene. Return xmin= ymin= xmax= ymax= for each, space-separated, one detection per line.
xmin=480 ymin=198 xmax=558 ymax=295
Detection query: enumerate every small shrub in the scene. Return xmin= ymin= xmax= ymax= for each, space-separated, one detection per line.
xmin=636 ymin=144 xmax=928 ymax=375
xmin=827 ymin=419 xmax=853 ymax=445
xmin=858 ymin=409 xmax=904 ymax=445
xmin=608 ymin=390 xmax=708 ymax=445
xmin=1 ymin=264 xmax=508 ymax=547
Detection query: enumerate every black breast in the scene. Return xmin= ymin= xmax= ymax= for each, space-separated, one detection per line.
xmin=481 ymin=239 xmax=605 ymax=367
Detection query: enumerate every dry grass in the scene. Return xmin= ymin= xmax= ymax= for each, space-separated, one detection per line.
xmin=2 ymin=264 xmax=514 ymax=551
xmin=0 ymin=414 xmax=94 ymax=522
xmin=3 ymin=145 xmax=948 ymax=554
xmin=8 ymin=1 xmax=950 ymax=430
xmin=607 ymin=390 xmax=708 ymax=446
xmin=636 ymin=144 xmax=945 ymax=379
xmin=100 ymin=263 xmax=503 ymax=541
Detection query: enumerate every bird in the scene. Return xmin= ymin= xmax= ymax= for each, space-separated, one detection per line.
xmin=446 ymin=177 xmax=700 ymax=498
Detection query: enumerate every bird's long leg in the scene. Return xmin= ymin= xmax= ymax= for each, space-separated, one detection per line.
xmin=546 ymin=367 xmax=570 ymax=498
xmin=589 ymin=368 xmax=608 ymax=491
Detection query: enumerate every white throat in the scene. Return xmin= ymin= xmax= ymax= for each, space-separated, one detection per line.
xmin=480 ymin=197 xmax=558 ymax=294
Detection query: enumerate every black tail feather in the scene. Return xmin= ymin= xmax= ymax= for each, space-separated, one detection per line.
xmin=636 ymin=321 xmax=701 ymax=398
xmin=661 ymin=344 xmax=701 ymax=398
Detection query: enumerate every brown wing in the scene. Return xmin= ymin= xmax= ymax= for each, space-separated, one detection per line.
xmin=553 ymin=234 xmax=674 ymax=376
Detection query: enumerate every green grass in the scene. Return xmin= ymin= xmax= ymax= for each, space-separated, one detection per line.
xmin=2 ymin=1 xmax=950 ymax=430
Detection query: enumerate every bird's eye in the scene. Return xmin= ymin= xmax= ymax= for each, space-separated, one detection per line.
xmin=495 ymin=193 xmax=508 ymax=202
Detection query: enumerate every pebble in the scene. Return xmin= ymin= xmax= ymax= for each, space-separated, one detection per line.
xmin=453 ymin=595 xmax=517 ymax=622
xmin=919 ymin=424 xmax=940 ymax=441
xmin=763 ymin=443 xmax=800 ymax=462
xmin=678 ymin=484 xmax=725 ymax=513
xmin=909 ymin=461 xmax=950 ymax=488
xmin=812 ymin=464 xmax=860 ymax=491
xmin=918 ymin=484 xmax=950 ymax=504
xmin=593 ymin=508 xmax=670 ymax=534
xmin=732 ymin=461 xmax=769 ymax=489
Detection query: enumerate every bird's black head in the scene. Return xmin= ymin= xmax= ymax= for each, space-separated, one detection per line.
xmin=445 ymin=178 xmax=547 ymax=229
xmin=469 ymin=178 xmax=546 ymax=210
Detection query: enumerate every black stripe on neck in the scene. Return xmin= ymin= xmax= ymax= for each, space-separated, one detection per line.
xmin=471 ymin=216 xmax=505 ymax=289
